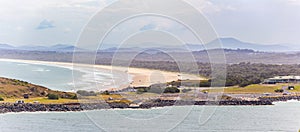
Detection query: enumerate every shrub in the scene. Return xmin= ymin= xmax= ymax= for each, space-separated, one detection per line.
xmin=101 ymin=90 xmax=110 ymax=95
xmin=76 ymin=90 xmax=97 ymax=96
xmin=274 ymin=89 xmax=284 ymax=93
xmin=239 ymin=82 xmax=251 ymax=87
xmin=0 ymin=96 xmax=4 ymax=101
xmin=135 ymin=87 xmax=149 ymax=94
xmin=148 ymin=86 xmax=164 ymax=94
xmin=70 ymin=94 xmax=78 ymax=99
xmin=163 ymin=87 xmax=180 ymax=93
xmin=136 ymin=88 xmax=147 ymax=94
xmin=220 ymin=95 xmax=233 ymax=100
xmin=48 ymin=94 xmax=59 ymax=100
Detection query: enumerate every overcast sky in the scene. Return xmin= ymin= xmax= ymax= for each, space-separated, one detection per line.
xmin=0 ymin=0 xmax=300 ymax=47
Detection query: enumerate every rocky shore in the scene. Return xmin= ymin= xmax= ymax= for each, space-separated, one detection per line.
xmin=0 ymin=95 xmax=299 ymax=114
xmin=259 ymin=95 xmax=300 ymax=102
xmin=138 ymin=99 xmax=274 ymax=108
xmin=0 ymin=102 xmax=142 ymax=114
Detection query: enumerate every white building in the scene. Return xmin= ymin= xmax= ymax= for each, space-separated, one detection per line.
xmin=264 ymin=75 xmax=300 ymax=84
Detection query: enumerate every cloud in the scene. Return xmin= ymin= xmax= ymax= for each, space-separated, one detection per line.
xmin=1 ymin=0 xmax=300 ymax=47
xmin=36 ymin=19 xmax=55 ymax=30
xmin=286 ymin=0 xmax=300 ymax=5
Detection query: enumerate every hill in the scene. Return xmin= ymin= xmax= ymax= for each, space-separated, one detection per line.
xmin=186 ymin=37 xmax=293 ymax=52
xmin=0 ymin=44 xmax=84 ymax=52
xmin=100 ymin=37 xmax=296 ymax=52
xmin=0 ymin=77 xmax=76 ymax=99
xmin=0 ymin=44 xmax=15 ymax=50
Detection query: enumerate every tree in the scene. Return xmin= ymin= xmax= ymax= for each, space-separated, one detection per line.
xmin=48 ymin=94 xmax=59 ymax=100
xmin=101 ymin=90 xmax=110 ymax=95
xmin=76 ymin=90 xmax=97 ymax=96
xmin=70 ymin=94 xmax=78 ymax=99
xmin=163 ymin=87 xmax=180 ymax=93
xmin=0 ymin=96 xmax=4 ymax=101
xmin=274 ymin=89 xmax=284 ymax=93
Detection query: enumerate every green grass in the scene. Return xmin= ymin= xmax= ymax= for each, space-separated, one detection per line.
xmin=4 ymin=97 xmax=79 ymax=104
xmin=2 ymin=94 xmax=133 ymax=104
xmin=289 ymin=85 xmax=300 ymax=92
xmin=203 ymin=84 xmax=300 ymax=94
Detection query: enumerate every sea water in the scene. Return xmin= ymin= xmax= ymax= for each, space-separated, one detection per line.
xmin=0 ymin=60 xmax=299 ymax=131
xmin=0 ymin=102 xmax=299 ymax=131
xmin=0 ymin=60 xmax=128 ymax=91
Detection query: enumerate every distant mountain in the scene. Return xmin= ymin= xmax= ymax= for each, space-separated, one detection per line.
xmin=0 ymin=38 xmax=297 ymax=52
xmin=0 ymin=44 xmax=15 ymax=50
xmin=0 ymin=44 xmax=84 ymax=52
xmin=18 ymin=45 xmax=48 ymax=51
xmin=187 ymin=38 xmax=294 ymax=52
xmin=100 ymin=38 xmax=295 ymax=53
xmin=49 ymin=44 xmax=84 ymax=52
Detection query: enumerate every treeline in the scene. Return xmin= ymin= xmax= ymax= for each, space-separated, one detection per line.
xmin=130 ymin=61 xmax=300 ymax=87
xmin=225 ymin=62 xmax=300 ymax=87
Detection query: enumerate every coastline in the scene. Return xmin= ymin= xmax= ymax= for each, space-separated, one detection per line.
xmin=1 ymin=97 xmax=299 ymax=114
xmin=0 ymin=58 xmax=204 ymax=89
xmin=0 ymin=58 xmax=299 ymax=114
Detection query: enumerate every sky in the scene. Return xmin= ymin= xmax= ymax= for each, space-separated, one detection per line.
xmin=0 ymin=0 xmax=300 ymax=48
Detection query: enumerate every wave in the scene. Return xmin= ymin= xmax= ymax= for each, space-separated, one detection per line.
xmin=32 ymin=68 xmax=51 ymax=72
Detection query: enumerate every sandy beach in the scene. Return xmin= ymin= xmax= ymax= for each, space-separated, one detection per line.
xmin=0 ymin=58 xmax=204 ymax=89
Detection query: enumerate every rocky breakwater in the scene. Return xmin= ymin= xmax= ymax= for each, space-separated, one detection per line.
xmin=0 ymin=102 xmax=129 ymax=114
xmin=139 ymin=99 xmax=273 ymax=109
xmin=259 ymin=95 xmax=300 ymax=102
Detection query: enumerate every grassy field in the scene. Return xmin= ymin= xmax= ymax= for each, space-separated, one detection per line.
xmin=1 ymin=94 xmax=132 ymax=104
xmin=3 ymin=97 xmax=79 ymax=104
xmin=203 ymin=84 xmax=300 ymax=94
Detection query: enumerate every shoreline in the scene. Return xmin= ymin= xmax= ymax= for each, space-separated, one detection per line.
xmin=0 ymin=58 xmax=204 ymax=89
xmin=1 ymin=58 xmax=299 ymax=114
xmin=1 ymin=96 xmax=299 ymax=114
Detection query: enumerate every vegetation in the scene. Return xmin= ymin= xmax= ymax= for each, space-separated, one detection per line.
xmin=163 ymin=87 xmax=180 ymax=93
xmin=10 ymin=79 xmax=29 ymax=86
xmin=0 ymin=77 xmax=76 ymax=99
xmin=274 ymin=89 xmax=284 ymax=93
xmin=4 ymin=97 xmax=79 ymax=104
xmin=47 ymin=94 xmax=59 ymax=100
xmin=0 ymin=96 xmax=4 ymax=101
xmin=76 ymin=90 xmax=97 ymax=96
xmin=167 ymin=80 xmax=210 ymax=87
xmin=135 ymin=86 xmax=180 ymax=94
xmin=204 ymin=84 xmax=300 ymax=94
xmin=136 ymin=87 xmax=150 ymax=94
xmin=5 ymin=49 xmax=300 ymax=88
xmin=70 ymin=94 xmax=78 ymax=99
xmin=100 ymin=94 xmax=124 ymax=100
xmin=208 ymin=62 xmax=300 ymax=87
xmin=289 ymin=85 xmax=300 ymax=92
xmin=129 ymin=62 xmax=300 ymax=87
xmin=220 ymin=95 xmax=233 ymax=100
xmin=101 ymin=90 xmax=110 ymax=95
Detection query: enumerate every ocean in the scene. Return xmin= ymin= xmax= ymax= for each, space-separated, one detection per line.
xmin=0 ymin=60 xmax=129 ymax=91
xmin=0 ymin=60 xmax=299 ymax=131
xmin=0 ymin=102 xmax=299 ymax=131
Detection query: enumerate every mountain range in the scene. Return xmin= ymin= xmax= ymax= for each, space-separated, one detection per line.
xmin=0 ymin=44 xmax=83 ymax=52
xmin=101 ymin=38 xmax=297 ymax=52
xmin=0 ymin=38 xmax=298 ymax=52
xmin=186 ymin=37 xmax=294 ymax=52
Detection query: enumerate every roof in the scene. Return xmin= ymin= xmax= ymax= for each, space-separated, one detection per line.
xmin=269 ymin=75 xmax=300 ymax=80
